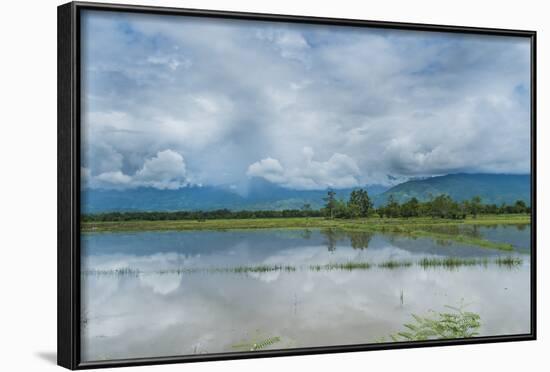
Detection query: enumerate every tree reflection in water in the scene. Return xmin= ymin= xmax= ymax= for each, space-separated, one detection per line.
xmin=320 ymin=229 xmax=372 ymax=252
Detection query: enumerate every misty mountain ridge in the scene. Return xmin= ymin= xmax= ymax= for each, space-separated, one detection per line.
xmin=82 ymin=177 xmax=389 ymax=213
xmin=374 ymin=173 xmax=530 ymax=206
xmin=82 ymin=173 xmax=530 ymax=213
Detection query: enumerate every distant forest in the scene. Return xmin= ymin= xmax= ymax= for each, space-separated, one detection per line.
xmin=82 ymin=189 xmax=531 ymax=222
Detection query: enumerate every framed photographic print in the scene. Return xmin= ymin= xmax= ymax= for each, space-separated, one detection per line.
xmin=58 ymin=1 xmax=536 ymax=369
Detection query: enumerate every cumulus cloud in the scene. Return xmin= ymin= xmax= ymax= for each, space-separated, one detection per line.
xmin=85 ymin=150 xmax=188 ymax=190
xmin=247 ymin=147 xmax=360 ymax=189
xmin=246 ymin=157 xmax=286 ymax=184
xmin=134 ymin=150 xmax=188 ymax=189
xmin=81 ymin=10 xmax=531 ymax=191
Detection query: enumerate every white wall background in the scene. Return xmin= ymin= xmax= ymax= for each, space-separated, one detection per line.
xmin=0 ymin=0 xmax=546 ymax=370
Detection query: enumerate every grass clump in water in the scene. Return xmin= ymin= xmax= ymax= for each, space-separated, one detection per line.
xmin=310 ymin=262 xmax=373 ymax=271
xmin=82 ymin=255 xmax=523 ymax=277
xmin=418 ymin=257 xmax=488 ymax=269
xmin=228 ymin=265 xmax=296 ymax=273
xmin=232 ymin=335 xmax=282 ymax=351
xmin=82 ymin=267 xmax=141 ymax=276
xmin=495 ymin=256 xmax=523 ymax=268
xmin=377 ymin=260 xmax=413 ymax=269
xmin=390 ymin=304 xmax=481 ymax=341
xmin=158 ymin=268 xmax=200 ymax=274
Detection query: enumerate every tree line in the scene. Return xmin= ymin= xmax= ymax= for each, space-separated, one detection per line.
xmin=82 ymin=208 xmax=324 ymax=222
xmin=82 ymin=189 xmax=530 ymax=222
xmin=322 ymin=189 xmax=530 ymax=220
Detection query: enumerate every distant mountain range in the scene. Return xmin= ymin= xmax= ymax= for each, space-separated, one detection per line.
xmin=373 ymin=173 xmax=530 ymax=206
xmin=82 ymin=178 xmax=388 ymax=213
xmin=82 ymin=173 xmax=530 ymax=213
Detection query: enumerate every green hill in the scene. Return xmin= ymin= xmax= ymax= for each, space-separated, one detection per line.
xmin=373 ymin=173 xmax=530 ymax=207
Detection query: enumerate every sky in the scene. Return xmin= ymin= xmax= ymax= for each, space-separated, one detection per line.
xmin=81 ymin=10 xmax=531 ymax=192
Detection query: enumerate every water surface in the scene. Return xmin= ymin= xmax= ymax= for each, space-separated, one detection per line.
xmin=81 ymin=226 xmax=531 ymax=361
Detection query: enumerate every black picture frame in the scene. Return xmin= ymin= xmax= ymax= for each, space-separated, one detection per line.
xmin=58 ymin=1 xmax=537 ymax=369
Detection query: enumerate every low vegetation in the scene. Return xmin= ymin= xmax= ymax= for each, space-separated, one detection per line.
xmin=232 ymin=336 xmax=282 ymax=352
xmin=495 ymin=256 xmax=524 ymax=268
xmin=82 ymin=190 xmax=530 ymax=222
xmin=81 ymin=213 xmax=528 ymax=252
xmin=230 ymin=265 xmax=296 ymax=274
xmin=228 ymin=304 xmax=481 ymax=351
xmin=389 ymin=305 xmax=481 ymax=341
xmin=309 ymin=262 xmax=373 ymax=271
xmin=82 ymin=256 xmax=523 ymax=276
xmin=377 ymin=260 xmax=413 ymax=269
xmin=418 ymin=257 xmax=488 ymax=269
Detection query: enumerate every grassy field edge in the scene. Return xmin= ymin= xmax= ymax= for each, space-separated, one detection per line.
xmin=81 ymin=214 xmax=530 ymax=251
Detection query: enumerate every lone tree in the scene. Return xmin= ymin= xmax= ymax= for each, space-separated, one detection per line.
xmin=348 ymin=189 xmax=373 ymax=218
xmin=469 ymin=196 xmax=482 ymax=218
xmin=301 ymin=203 xmax=312 ymax=218
xmin=323 ymin=189 xmax=337 ymax=219
xmin=513 ymin=200 xmax=527 ymax=214
xmin=385 ymin=195 xmax=401 ymax=218
xmin=401 ymin=197 xmax=420 ymax=218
